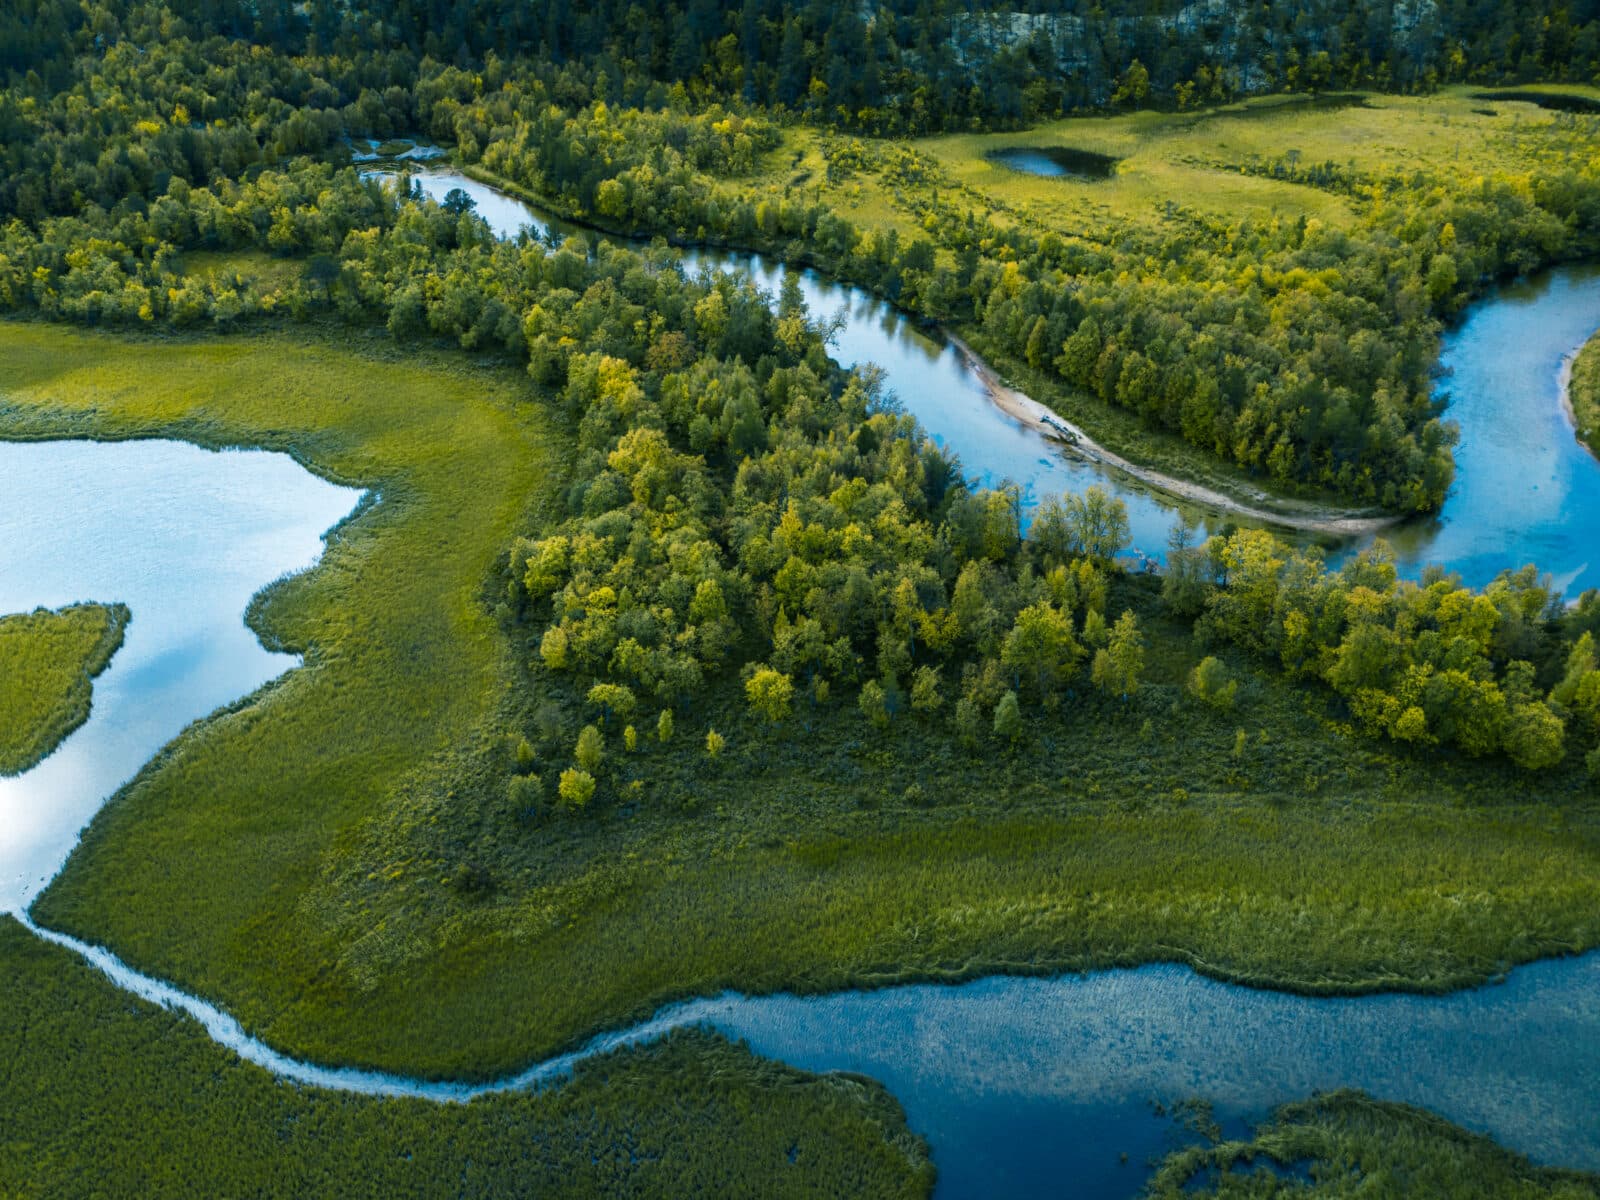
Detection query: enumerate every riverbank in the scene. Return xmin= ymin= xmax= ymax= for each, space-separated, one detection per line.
xmin=442 ymin=158 xmax=1395 ymax=540
xmin=944 ymin=334 xmax=1403 ymax=537
xmin=1566 ymin=331 xmax=1600 ymax=462
xmin=1 ymin=915 xmax=932 ymax=1198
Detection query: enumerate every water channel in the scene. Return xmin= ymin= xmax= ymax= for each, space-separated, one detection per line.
xmin=3 ymin=165 xmax=1600 ymax=1199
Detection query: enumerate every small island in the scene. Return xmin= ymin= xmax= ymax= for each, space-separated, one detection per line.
xmin=1571 ymin=331 xmax=1600 ymax=460
xmin=0 ymin=602 xmax=130 ymax=776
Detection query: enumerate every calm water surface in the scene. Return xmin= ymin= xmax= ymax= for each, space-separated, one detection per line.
xmin=0 ymin=440 xmax=361 ymax=911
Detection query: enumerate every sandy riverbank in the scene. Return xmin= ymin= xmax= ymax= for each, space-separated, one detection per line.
xmin=945 ymin=334 xmax=1404 ymax=538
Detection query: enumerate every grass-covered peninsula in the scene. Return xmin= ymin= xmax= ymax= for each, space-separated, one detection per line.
xmin=1572 ymin=332 xmax=1600 ymax=459
xmin=1147 ymin=1091 xmax=1600 ymax=1199
xmin=0 ymin=602 xmax=128 ymax=775
xmin=0 ymin=917 xmax=931 ymax=1199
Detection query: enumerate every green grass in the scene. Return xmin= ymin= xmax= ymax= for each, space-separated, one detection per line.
xmin=1571 ymin=331 xmax=1600 ymax=458
xmin=1146 ymin=1091 xmax=1600 ymax=1198
xmin=0 ymin=915 xmax=932 ymax=1198
xmin=8 ymin=320 xmax=1600 ymax=1087
xmin=0 ymin=602 xmax=128 ymax=775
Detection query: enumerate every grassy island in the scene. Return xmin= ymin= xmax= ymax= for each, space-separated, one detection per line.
xmin=0 ymin=602 xmax=129 ymax=776
xmin=1148 ymin=1091 xmax=1600 ymax=1199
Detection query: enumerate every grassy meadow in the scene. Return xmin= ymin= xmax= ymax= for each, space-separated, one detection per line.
xmin=1572 ymin=331 xmax=1600 ymax=457
xmin=0 ymin=916 xmax=931 ymax=1198
xmin=1146 ymin=1091 xmax=1600 ymax=1199
xmin=0 ymin=602 xmax=128 ymax=775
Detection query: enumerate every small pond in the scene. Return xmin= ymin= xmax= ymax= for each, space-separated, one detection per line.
xmin=988 ymin=146 xmax=1120 ymax=179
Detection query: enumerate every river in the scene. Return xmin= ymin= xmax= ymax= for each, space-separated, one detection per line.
xmin=3 ymin=172 xmax=1600 ymax=1199
xmin=405 ymin=167 xmax=1600 ymax=596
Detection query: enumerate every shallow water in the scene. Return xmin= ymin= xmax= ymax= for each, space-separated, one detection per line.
xmin=408 ymin=169 xmax=1600 ymax=595
xmin=1385 ymin=264 xmax=1600 ymax=595
xmin=0 ymin=440 xmax=361 ymax=911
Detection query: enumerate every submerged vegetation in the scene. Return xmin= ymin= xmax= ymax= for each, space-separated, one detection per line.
xmin=0 ymin=602 xmax=128 ymax=775
xmin=1147 ymin=1091 xmax=1600 ymax=1199
xmin=1573 ymin=331 xmax=1600 ymax=458
xmin=0 ymin=917 xmax=932 ymax=1198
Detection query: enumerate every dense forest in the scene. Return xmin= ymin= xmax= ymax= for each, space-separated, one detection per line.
xmin=9 ymin=0 xmax=1600 ymax=129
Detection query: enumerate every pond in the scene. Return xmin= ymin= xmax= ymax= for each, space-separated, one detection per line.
xmin=988 ymin=146 xmax=1121 ymax=179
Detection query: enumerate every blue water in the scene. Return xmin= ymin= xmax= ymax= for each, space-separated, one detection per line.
xmin=0 ymin=440 xmax=361 ymax=911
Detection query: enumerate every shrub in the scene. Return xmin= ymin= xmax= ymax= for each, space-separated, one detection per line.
xmin=558 ymin=768 xmax=596 ymax=809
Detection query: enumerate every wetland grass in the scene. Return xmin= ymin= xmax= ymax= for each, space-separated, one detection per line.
xmin=0 ymin=602 xmax=128 ymax=775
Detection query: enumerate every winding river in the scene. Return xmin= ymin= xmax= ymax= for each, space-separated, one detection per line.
xmin=409 ymin=168 xmax=1600 ymax=595
xmin=4 ymin=167 xmax=1600 ymax=1198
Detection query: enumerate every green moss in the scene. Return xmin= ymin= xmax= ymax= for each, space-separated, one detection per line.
xmin=1146 ymin=1091 xmax=1600 ymax=1198
xmin=1570 ymin=332 xmax=1600 ymax=459
xmin=0 ymin=916 xmax=933 ymax=1199
xmin=0 ymin=602 xmax=128 ymax=775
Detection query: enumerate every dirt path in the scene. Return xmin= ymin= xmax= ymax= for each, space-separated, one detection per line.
xmin=945 ymin=334 xmax=1404 ymax=538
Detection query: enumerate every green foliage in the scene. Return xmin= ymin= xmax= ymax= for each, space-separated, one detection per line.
xmin=1178 ymin=528 xmax=1597 ymax=770
xmin=657 ymin=708 xmax=674 ymax=743
xmin=0 ymin=602 xmax=129 ymax=775
xmin=1189 ymin=657 xmax=1238 ymax=710
xmin=0 ymin=918 xmax=932 ymax=1199
xmin=1092 ymin=610 xmax=1144 ymax=699
xmin=859 ymin=679 xmax=890 ymax=730
xmin=992 ymin=691 xmax=1022 ymax=743
xmin=558 ymin=767 xmax=597 ymax=809
xmin=1147 ymin=1090 xmax=1600 ymax=1199
xmin=745 ymin=666 xmax=794 ymax=724
xmin=1572 ymin=332 xmax=1600 ymax=457
xmin=575 ymin=725 xmax=605 ymax=773
xmin=705 ymin=728 xmax=726 ymax=758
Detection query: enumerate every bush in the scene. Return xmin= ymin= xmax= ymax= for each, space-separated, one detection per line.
xmin=1189 ymin=656 xmax=1238 ymax=709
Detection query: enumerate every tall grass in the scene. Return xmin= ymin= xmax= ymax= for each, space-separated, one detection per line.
xmin=1147 ymin=1090 xmax=1600 ymax=1198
